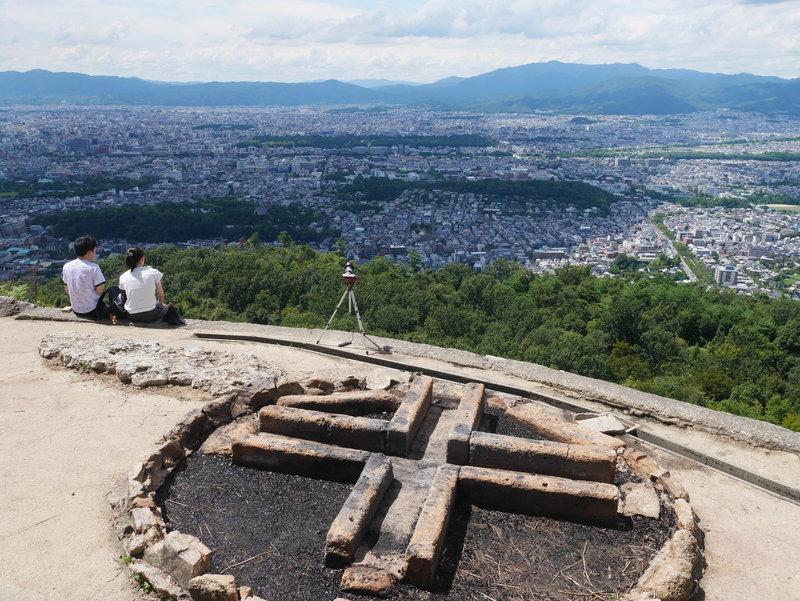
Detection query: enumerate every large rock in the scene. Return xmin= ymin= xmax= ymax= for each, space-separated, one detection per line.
xmin=340 ymin=565 xmax=396 ymax=598
xmin=0 ymin=296 xmax=35 ymax=317
xmin=143 ymin=531 xmax=212 ymax=588
xmin=38 ymin=331 xmax=285 ymax=396
xmin=629 ymin=529 xmax=700 ymax=601
xmin=187 ymin=574 xmax=239 ymax=601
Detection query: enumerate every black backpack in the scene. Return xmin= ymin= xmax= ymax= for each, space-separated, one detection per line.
xmin=106 ymin=286 xmax=129 ymax=319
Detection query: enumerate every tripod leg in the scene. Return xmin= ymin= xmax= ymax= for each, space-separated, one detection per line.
xmin=349 ymin=289 xmax=377 ymax=355
xmin=316 ymin=288 xmax=350 ymax=344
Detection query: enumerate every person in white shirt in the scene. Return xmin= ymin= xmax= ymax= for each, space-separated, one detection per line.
xmin=62 ymin=235 xmax=111 ymax=319
xmin=118 ymin=246 xmax=169 ymax=322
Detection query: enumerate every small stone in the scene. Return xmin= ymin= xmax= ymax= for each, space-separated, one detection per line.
xmin=365 ymin=368 xmax=408 ymax=391
xmin=306 ymin=378 xmax=334 ymax=392
xmin=239 ymin=585 xmax=253 ymax=599
xmin=623 ymin=448 xmax=669 ymax=481
xmin=575 ymin=413 xmax=628 ymax=435
xmin=341 ymin=565 xmax=395 ymax=598
xmin=674 ymin=498 xmax=696 ymax=534
xmin=337 ymin=375 xmax=362 ymax=389
xmin=621 ymin=481 xmax=661 ymax=519
xmin=187 ymin=574 xmax=238 ymax=601
xmin=129 ymin=562 xmax=184 ymax=600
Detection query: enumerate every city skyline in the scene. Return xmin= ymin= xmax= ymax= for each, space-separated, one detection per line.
xmin=1 ymin=0 xmax=799 ymax=84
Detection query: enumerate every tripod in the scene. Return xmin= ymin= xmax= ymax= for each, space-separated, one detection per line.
xmin=317 ymin=284 xmax=380 ymax=354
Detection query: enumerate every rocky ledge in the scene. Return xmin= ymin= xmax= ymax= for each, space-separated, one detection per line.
xmin=38 ymin=331 xmax=285 ymax=396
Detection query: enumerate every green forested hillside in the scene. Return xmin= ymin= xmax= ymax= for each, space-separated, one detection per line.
xmin=35 ymin=244 xmax=800 ymax=431
xmin=34 ymin=199 xmax=335 ymax=244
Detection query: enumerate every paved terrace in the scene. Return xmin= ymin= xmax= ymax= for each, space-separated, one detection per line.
xmin=1 ymin=309 xmax=799 ymax=601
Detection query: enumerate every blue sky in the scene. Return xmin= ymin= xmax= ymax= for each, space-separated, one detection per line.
xmin=0 ymin=0 xmax=798 ymax=83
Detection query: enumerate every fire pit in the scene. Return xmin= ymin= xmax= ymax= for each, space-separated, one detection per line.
xmin=137 ymin=376 xmax=699 ymax=601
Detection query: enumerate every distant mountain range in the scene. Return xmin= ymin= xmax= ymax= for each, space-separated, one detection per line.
xmin=1 ymin=61 xmax=799 ymax=115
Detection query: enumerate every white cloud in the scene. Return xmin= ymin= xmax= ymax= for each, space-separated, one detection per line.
xmin=53 ymin=21 xmax=129 ymax=46
xmin=0 ymin=0 xmax=798 ymax=81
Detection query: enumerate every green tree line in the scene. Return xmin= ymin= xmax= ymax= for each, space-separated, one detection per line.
xmin=31 ymin=245 xmax=800 ymax=431
xmin=33 ymin=199 xmax=336 ymax=244
xmin=335 ymin=177 xmax=616 ymax=214
xmin=0 ymin=175 xmax=155 ymax=199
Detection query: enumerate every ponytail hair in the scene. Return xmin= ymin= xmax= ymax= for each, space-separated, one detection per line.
xmin=125 ymin=246 xmax=144 ymax=270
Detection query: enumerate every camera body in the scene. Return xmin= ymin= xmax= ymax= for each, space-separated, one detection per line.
xmin=342 ymin=262 xmax=357 ymax=288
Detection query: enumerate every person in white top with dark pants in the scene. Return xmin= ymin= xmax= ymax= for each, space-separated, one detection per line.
xmin=62 ymin=234 xmax=112 ymax=319
xmin=118 ymin=246 xmax=169 ymax=322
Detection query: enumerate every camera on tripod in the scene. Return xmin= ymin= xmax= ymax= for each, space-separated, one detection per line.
xmin=342 ymin=262 xmax=357 ymax=288
xmin=317 ymin=261 xmax=380 ymax=354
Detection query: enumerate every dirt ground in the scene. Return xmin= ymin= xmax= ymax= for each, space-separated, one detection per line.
xmin=2 ymin=315 xmax=800 ymax=601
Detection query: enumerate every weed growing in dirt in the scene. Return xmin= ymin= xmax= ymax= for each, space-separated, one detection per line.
xmin=132 ymin=573 xmax=152 ymax=594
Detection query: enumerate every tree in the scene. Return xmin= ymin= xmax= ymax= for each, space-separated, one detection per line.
xmin=407 ymin=251 xmax=423 ymax=274
xmin=277 ymin=231 xmax=293 ymax=247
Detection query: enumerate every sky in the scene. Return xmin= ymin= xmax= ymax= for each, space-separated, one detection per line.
xmin=0 ymin=0 xmax=799 ymax=84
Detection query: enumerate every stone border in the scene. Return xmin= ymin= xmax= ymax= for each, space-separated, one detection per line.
xmin=108 ymin=382 xmax=319 ymax=601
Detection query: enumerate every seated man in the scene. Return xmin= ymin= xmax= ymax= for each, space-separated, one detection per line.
xmin=62 ymin=235 xmax=111 ymax=319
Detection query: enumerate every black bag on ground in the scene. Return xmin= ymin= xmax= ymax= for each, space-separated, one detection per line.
xmin=106 ymin=286 xmax=129 ymax=319
xmin=162 ymin=305 xmax=185 ymax=326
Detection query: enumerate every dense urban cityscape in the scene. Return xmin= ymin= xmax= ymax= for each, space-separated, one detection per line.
xmin=2 ymin=105 xmax=800 ymax=297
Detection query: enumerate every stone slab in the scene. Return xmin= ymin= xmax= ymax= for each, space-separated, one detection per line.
xmin=446 ymin=382 xmax=485 ymax=465
xmin=457 ymin=465 xmax=620 ymax=525
xmin=340 ymin=565 xmax=396 ymax=598
xmin=231 ymin=432 xmax=369 ymax=483
xmin=506 ymin=402 xmax=626 ymax=451
xmin=325 ymin=454 xmax=394 ymax=568
xmin=277 ymin=389 xmax=398 ymax=415
xmin=259 ymin=405 xmax=387 ymax=453
xmin=386 ymin=375 xmax=433 ymax=457
xmin=469 ymin=431 xmax=617 ymax=483
xmin=405 ymin=464 xmax=460 ymax=588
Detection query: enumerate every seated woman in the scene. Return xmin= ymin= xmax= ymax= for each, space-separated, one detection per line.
xmin=119 ymin=246 xmax=169 ymax=322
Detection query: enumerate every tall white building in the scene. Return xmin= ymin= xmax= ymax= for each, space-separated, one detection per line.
xmin=715 ymin=266 xmax=738 ymax=286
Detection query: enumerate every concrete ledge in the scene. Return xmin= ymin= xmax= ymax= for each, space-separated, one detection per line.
xmin=277 ymin=390 xmax=398 ymax=416
xmin=405 ymin=464 xmax=460 ymax=588
xmin=469 ymin=431 xmax=617 ymax=483
xmin=457 ymin=465 xmax=619 ymax=525
xmin=259 ymin=405 xmax=387 ymax=453
xmin=446 ymin=383 xmax=485 ymax=465
xmin=325 ymin=454 xmax=393 ymax=568
xmin=506 ymin=403 xmax=626 ymax=451
xmin=231 ymin=432 xmax=369 ymax=482
xmin=386 ymin=375 xmax=433 ymax=456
